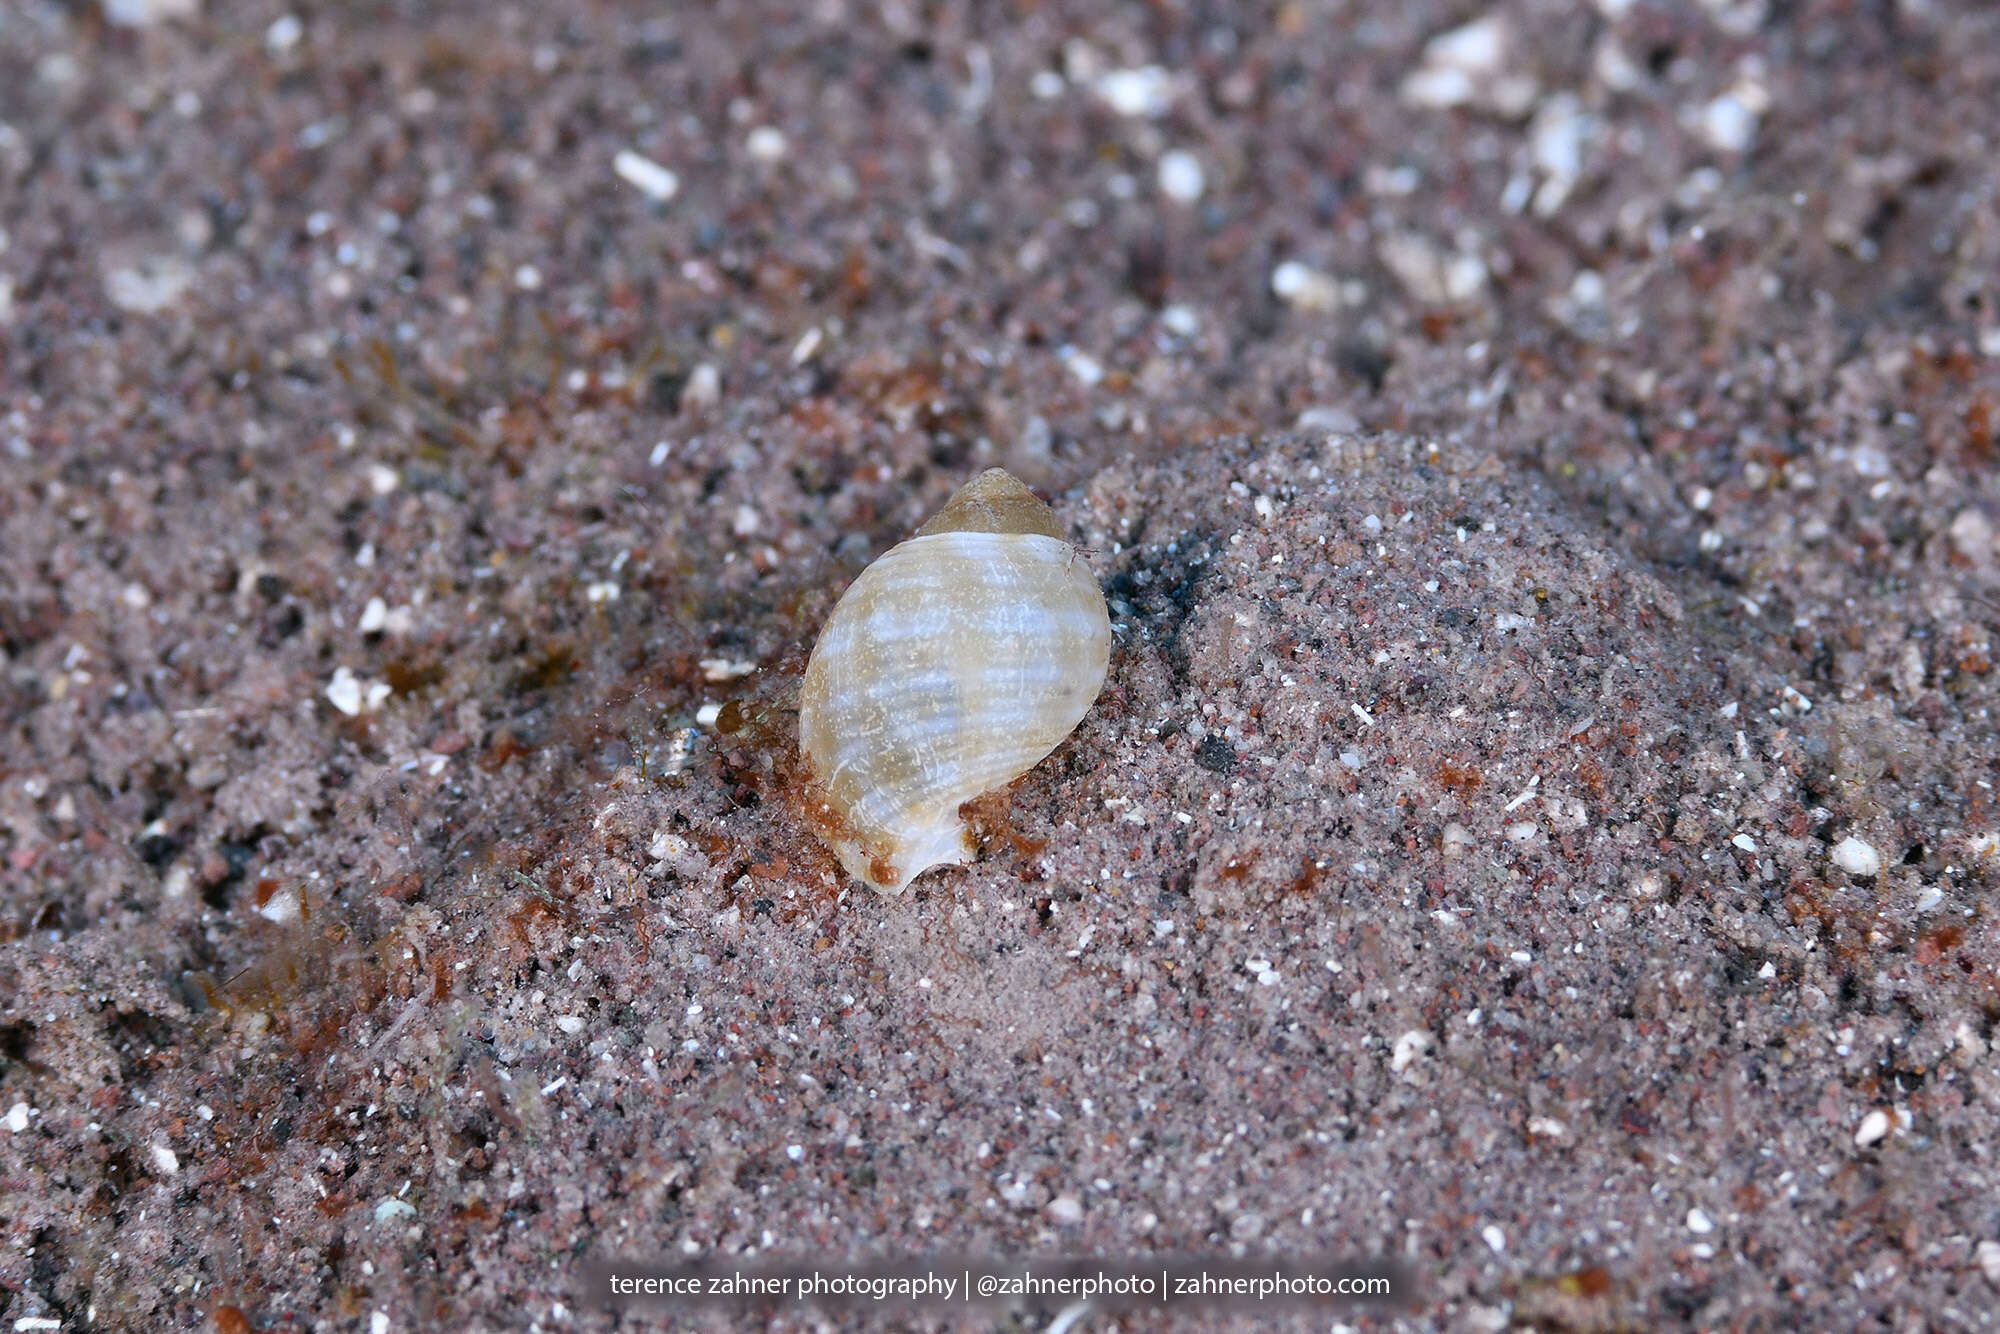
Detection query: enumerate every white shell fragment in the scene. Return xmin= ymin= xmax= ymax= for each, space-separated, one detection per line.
xmin=798 ymin=470 xmax=1111 ymax=892
xmin=1831 ymin=835 xmax=1881 ymax=878
xmin=612 ymin=148 xmax=680 ymax=202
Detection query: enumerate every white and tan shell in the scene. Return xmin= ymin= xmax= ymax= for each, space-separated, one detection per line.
xmin=798 ymin=469 xmax=1111 ymax=892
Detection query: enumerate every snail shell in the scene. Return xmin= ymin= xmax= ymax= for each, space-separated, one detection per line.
xmin=798 ymin=469 xmax=1111 ymax=893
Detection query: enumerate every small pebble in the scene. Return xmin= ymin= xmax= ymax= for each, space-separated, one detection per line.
xmin=683 ymin=363 xmax=721 ymax=412
xmin=1977 ymin=1240 xmax=2000 ymax=1288
xmin=1949 ymin=508 xmax=1995 ymax=564
xmin=1854 ymin=1109 xmax=1891 ymax=1147
xmin=1093 ymin=66 xmax=1173 ymax=118
xmin=1697 ymin=92 xmax=1759 ymax=153
xmin=1159 ymin=304 xmax=1200 ymax=337
xmin=324 ymin=666 xmax=390 ymax=716
xmin=258 ymin=886 xmax=301 ymax=924
xmin=1270 ymin=260 xmax=1340 ymax=312
xmin=612 ymin=149 xmax=680 ymax=202
xmin=1379 ymin=232 xmax=1488 ymax=304
xmin=1831 ymin=836 xmax=1881 ymax=878
xmin=1400 ymin=16 xmax=1537 ymax=118
xmin=1295 ymin=405 xmax=1359 ymax=433
xmin=102 ymin=0 xmax=198 ymax=27
xmin=103 ymin=255 xmax=194 ymax=314
xmin=374 ymin=1198 xmax=416 ymax=1225
xmin=1060 ymin=347 xmax=1103 ymax=386
xmin=1157 ymin=150 xmax=1205 ymax=203
xmin=1528 ymin=93 xmax=1589 ymax=214
xmin=264 ymin=13 xmax=303 ymax=52
xmin=790 ymin=326 xmax=823 ymax=366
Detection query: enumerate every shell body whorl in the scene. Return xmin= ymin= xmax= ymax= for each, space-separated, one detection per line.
xmin=799 ymin=472 xmax=1110 ymax=893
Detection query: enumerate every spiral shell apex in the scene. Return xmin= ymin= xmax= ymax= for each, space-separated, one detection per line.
xmin=798 ymin=470 xmax=1111 ymax=893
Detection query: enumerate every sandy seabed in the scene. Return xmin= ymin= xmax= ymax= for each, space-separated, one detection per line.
xmin=3 ymin=2 xmax=1999 ymax=1330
